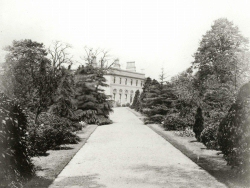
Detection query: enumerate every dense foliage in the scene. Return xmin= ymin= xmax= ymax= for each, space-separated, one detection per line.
xmin=0 ymin=94 xmax=34 ymax=187
xmin=48 ymin=67 xmax=75 ymax=119
xmin=139 ymin=79 xmax=178 ymax=124
xmin=131 ymin=19 xmax=250 ymax=177
xmin=27 ymin=113 xmax=80 ymax=156
xmin=200 ymin=124 xmax=219 ymax=149
xmin=0 ymin=40 xmax=115 ymax=186
xmin=2 ymin=40 xmax=57 ymax=122
xmin=74 ymin=64 xmax=113 ymax=125
xmin=218 ymin=81 xmax=250 ymax=175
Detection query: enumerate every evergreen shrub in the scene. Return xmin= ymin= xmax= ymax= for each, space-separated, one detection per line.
xmin=200 ymin=124 xmax=219 ymax=150
xmin=0 ymin=94 xmax=34 ymax=187
xmin=218 ymin=81 xmax=250 ymax=175
xmin=96 ymin=116 xmax=113 ymax=125
xmin=76 ymin=109 xmax=98 ymax=124
xmin=193 ymin=107 xmax=204 ymax=141
xmin=162 ymin=114 xmax=186 ymax=130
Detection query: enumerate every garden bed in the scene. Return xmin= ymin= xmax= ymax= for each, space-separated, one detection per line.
xmin=128 ymin=108 xmax=249 ymax=188
xmin=24 ymin=125 xmax=98 ymax=188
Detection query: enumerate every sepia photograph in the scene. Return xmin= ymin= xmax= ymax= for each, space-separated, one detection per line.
xmin=0 ymin=0 xmax=250 ymax=187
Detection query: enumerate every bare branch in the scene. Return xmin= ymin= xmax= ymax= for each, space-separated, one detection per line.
xmin=48 ymin=41 xmax=73 ymax=71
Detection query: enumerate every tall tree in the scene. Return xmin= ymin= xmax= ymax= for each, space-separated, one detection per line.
xmin=192 ymin=18 xmax=250 ymax=127
xmin=74 ymin=64 xmax=113 ymax=124
xmin=193 ymin=18 xmax=249 ymax=95
xmin=48 ymin=67 xmax=75 ymax=119
xmin=2 ymin=40 xmax=56 ymax=121
xmin=159 ymin=67 xmax=166 ymax=87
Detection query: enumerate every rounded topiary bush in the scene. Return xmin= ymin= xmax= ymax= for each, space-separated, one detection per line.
xmin=200 ymin=124 xmax=219 ymax=150
xmin=193 ymin=107 xmax=204 ymax=142
xmin=0 ymin=93 xmax=34 ymax=187
xmin=218 ymin=81 xmax=250 ymax=175
xmin=162 ymin=114 xmax=186 ymax=131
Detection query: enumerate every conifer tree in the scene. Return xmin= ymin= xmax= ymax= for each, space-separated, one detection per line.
xmin=131 ymin=90 xmax=140 ymax=109
xmin=138 ymin=77 xmax=152 ymax=112
xmin=193 ymin=107 xmax=204 ymax=142
xmin=49 ymin=67 xmax=75 ymax=119
xmin=74 ymin=64 xmax=113 ymax=124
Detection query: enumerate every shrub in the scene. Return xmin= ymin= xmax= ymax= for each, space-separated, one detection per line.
xmin=162 ymin=114 xmax=187 ymax=130
xmin=27 ymin=113 xmax=80 ymax=156
xmin=126 ymin=103 xmax=131 ymax=107
xmin=218 ymin=81 xmax=250 ymax=175
xmin=174 ymin=127 xmax=195 ymax=137
xmin=75 ymin=109 xmax=98 ymax=124
xmin=200 ymin=124 xmax=219 ymax=150
xmin=143 ymin=118 xmax=156 ymax=125
xmin=96 ymin=116 xmax=113 ymax=125
xmin=193 ymin=107 xmax=204 ymax=142
xmin=0 ymin=93 xmax=34 ymax=187
xmin=122 ymin=104 xmax=126 ymax=107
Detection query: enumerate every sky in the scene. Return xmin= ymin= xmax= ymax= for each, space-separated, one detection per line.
xmin=1 ymin=0 xmax=250 ymax=80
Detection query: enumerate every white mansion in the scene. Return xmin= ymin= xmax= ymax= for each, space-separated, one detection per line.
xmin=103 ymin=60 xmax=145 ymax=106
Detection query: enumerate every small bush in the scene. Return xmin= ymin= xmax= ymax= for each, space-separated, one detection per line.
xmin=143 ymin=118 xmax=156 ymax=125
xmin=193 ymin=107 xmax=204 ymax=142
xmin=200 ymin=124 xmax=219 ymax=150
xmin=126 ymin=103 xmax=131 ymax=107
xmin=96 ymin=116 xmax=113 ymax=125
xmin=0 ymin=94 xmax=34 ymax=187
xmin=162 ymin=114 xmax=187 ymax=131
xmin=27 ymin=113 xmax=80 ymax=156
xmin=174 ymin=127 xmax=195 ymax=137
xmin=71 ymin=122 xmax=83 ymax=132
xmin=75 ymin=109 xmax=98 ymax=124
xmin=122 ymin=104 xmax=126 ymax=107
xmin=218 ymin=81 xmax=250 ymax=175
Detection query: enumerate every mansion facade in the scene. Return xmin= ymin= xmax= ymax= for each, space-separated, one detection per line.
xmin=103 ymin=60 xmax=145 ymax=106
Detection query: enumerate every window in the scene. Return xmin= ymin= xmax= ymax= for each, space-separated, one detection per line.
xmin=130 ymin=95 xmax=133 ymax=103
xmin=120 ymin=78 xmax=122 ymax=84
xmin=113 ymin=93 xmax=116 ymax=100
xmin=125 ymin=94 xmax=127 ymax=100
xmin=141 ymin=81 xmax=143 ymax=87
xmin=125 ymin=78 xmax=127 ymax=85
xmin=119 ymin=94 xmax=122 ymax=100
xmin=136 ymin=80 xmax=138 ymax=86
xmin=114 ymin=77 xmax=116 ymax=83
xmin=131 ymin=79 xmax=133 ymax=85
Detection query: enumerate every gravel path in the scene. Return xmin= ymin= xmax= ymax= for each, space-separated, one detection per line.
xmin=49 ymin=107 xmax=227 ymax=188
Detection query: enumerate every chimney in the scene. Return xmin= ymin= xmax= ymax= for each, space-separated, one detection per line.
xmin=126 ymin=62 xmax=136 ymax=72
xmin=92 ymin=56 xmax=97 ymax=67
xmin=113 ymin=59 xmax=121 ymax=69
